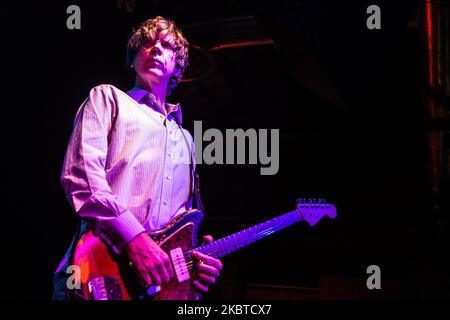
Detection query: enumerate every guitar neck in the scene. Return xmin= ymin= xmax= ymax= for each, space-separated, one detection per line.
xmin=194 ymin=210 xmax=301 ymax=259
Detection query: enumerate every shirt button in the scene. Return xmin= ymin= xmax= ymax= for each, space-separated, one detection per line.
xmin=168 ymin=151 xmax=172 ymax=157
xmin=163 ymin=201 xmax=167 ymax=206
xmin=166 ymin=175 xmax=171 ymax=180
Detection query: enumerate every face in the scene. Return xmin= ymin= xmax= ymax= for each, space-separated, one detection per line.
xmin=133 ymin=34 xmax=177 ymax=85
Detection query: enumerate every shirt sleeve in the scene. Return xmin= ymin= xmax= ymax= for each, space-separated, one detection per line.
xmin=60 ymin=85 xmax=146 ymax=254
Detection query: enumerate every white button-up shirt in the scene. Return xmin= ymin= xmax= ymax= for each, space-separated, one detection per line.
xmin=60 ymin=84 xmax=194 ymax=254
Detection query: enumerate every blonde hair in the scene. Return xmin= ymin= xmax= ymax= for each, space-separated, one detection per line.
xmin=126 ymin=16 xmax=189 ymax=95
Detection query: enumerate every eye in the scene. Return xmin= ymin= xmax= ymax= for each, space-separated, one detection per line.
xmin=161 ymin=41 xmax=175 ymax=50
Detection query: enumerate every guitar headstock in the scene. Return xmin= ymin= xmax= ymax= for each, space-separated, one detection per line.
xmin=296 ymin=198 xmax=337 ymax=226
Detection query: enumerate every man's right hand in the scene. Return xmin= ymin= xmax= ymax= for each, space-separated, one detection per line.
xmin=125 ymin=232 xmax=174 ymax=286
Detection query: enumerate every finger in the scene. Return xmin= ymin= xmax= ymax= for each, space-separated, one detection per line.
xmin=203 ymin=235 xmax=213 ymax=244
xmin=192 ymin=279 xmax=209 ymax=293
xmin=157 ymin=264 xmax=171 ymax=284
xmin=196 ymin=261 xmax=220 ymax=277
xmin=165 ymin=259 xmax=174 ymax=279
xmin=192 ymin=251 xmax=223 ymax=271
xmin=197 ymin=272 xmax=216 ymax=285
xmin=149 ymin=270 xmax=162 ymax=286
xmin=156 ymin=256 xmax=172 ymax=283
xmin=140 ymin=269 xmax=153 ymax=287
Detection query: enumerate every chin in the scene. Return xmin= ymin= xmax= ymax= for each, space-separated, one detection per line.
xmin=144 ymin=67 xmax=161 ymax=73
xmin=140 ymin=70 xmax=163 ymax=80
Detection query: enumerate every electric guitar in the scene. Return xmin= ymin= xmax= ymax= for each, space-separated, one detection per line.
xmin=70 ymin=198 xmax=337 ymax=300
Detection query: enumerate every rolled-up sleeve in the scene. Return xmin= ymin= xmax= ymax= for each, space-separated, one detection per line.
xmin=60 ymin=85 xmax=145 ymax=254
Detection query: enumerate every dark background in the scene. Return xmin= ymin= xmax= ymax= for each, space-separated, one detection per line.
xmin=3 ymin=0 xmax=449 ymax=299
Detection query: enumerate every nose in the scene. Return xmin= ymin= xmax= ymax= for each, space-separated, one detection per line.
xmin=149 ymin=40 xmax=164 ymax=55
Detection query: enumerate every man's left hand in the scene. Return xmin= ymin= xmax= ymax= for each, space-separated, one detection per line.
xmin=191 ymin=235 xmax=223 ymax=293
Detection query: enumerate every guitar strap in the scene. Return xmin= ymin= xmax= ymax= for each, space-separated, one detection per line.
xmin=176 ymin=121 xmax=206 ymax=214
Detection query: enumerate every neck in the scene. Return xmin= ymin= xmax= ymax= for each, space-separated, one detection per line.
xmin=135 ymin=77 xmax=168 ymax=115
xmin=193 ymin=210 xmax=301 ymax=259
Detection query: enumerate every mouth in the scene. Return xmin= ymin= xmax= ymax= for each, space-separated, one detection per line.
xmin=145 ymin=59 xmax=163 ymax=67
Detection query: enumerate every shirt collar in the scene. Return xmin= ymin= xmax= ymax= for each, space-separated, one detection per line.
xmin=127 ymin=86 xmax=183 ymax=125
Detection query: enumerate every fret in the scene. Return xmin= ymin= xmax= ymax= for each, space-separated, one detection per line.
xmin=197 ymin=210 xmax=300 ymax=259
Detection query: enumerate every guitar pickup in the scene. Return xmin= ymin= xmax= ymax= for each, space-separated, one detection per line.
xmin=169 ymin=247 xmax=190 ymax=283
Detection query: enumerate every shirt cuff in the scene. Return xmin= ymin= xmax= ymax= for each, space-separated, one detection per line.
xmin=99 ymin=210 xmax=146 ymax=254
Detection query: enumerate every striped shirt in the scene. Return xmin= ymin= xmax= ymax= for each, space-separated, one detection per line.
xmin=60 ymin=84 xmax=194 ymax=254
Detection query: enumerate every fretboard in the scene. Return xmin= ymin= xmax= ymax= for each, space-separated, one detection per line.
xmin=194 ymin=210 xmax=301 ymax=259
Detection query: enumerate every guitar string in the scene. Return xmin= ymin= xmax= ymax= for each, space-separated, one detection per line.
xmin=184 ymin=225 xmax=291 ymax=270
xmin=182 ymin=217 xmax=298 ymax=270
xmin=196 ymin=207 xmax=326 ymax=261
xmin=198 ymin=213 xmax=296 ymax=257
xmin=187 ymin=215 xmax=297 ymax=261
xmin=176 ymin=207 xmax=325 ymax=269
xmin=187 ymin=211 xmax=298 ymax=258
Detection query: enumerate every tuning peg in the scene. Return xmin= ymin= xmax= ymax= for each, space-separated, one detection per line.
xmin=297 ymin=197 xmax=332 ymax=208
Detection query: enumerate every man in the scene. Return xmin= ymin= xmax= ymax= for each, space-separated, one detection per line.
xmin=53 ymin=16 xmax=222 ymax=299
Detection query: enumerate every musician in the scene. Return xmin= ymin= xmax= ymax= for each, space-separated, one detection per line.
xmin=53 ymin=16 xmax=222 ymax=299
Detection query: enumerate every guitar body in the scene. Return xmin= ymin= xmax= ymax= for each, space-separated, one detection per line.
xmin=71 ymin=209 xmax=204 ymax=300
